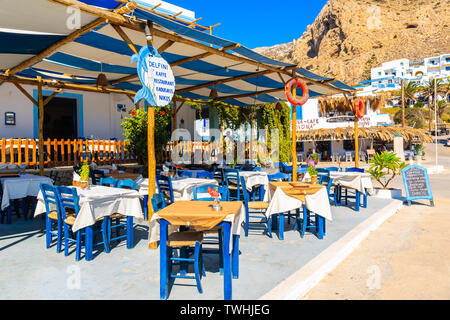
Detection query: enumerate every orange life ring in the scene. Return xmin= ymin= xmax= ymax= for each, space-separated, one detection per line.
xmin=354 ymin=98 xmax=365 ymax=119
xmin=285 ymin=78 xmax=309 ymax=106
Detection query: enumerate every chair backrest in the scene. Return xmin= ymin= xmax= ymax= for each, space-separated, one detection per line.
xmin=49 ymin=170 xmax=59 ymax=182
xmin=280 ymin=162 xmax=293 ymax=173
xmin=213 ymin=168 xmax=225 ymax=186
xmin=239 ymin=176 xmax=250 ymax=213
xmin=40 ymin=183 xmax=60 ymax=218
xmin=196 ymin=171 xmax=214 ymax=179
xmin=156 ymin=174 xmax=174 ymax=204
xmin=224 ymin=169 xmax=240 ymax=199
xmin=117 ymin=179 xmax=137 ymax=190
xmin=316 ymin=168 xmax=330 ymax=176
xmin=325 ymin=167 xmax=339 ymax=172
xmin=151 ymin=193 xmax=166 ymax=213
xmin=268 ymin=172 xmax=290 ymax=181
xmin=193 ymin=184 xmax=229 ymax=201
xmin=252 ymin=167 xmax=264 ymax=172
xmin=318 ymin=175 xmax=334 ymax=197
xmin=345 ymin=167 xmax=365 ymax=173
xmin=99 ymin=177 xmax=118 ymax=187
xmin=179 ymin=170 xmax=194 ymax=178
xmin=90 ymin=169 xmax=105 ymax=185
xmin=55 ymin=186 xmax=80 ymax=220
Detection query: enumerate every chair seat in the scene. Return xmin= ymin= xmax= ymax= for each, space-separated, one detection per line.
xmin=248 ymin=201 xmax=269 ymax=210
xmin=48 ymin=210 xmax=75 ymax=221
xmin=110 ymin=213 xmax=124 ymax=219
xmin=168 ymin=231 xmax=203 ymax=247
xmin=191 ymin=225 xmax=221 ymax=235
xmin=227 ymin=185 xmax=238 ymax=190
xmin=64 ymin=215 xmax=76 ymax=226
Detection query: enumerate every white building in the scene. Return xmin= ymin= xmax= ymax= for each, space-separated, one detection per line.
xmin=358 ymin=54 xmax=450 ymax=92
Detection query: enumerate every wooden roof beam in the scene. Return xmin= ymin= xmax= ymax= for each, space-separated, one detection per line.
xmin=214 ymin=87 xmax=285 ymax=102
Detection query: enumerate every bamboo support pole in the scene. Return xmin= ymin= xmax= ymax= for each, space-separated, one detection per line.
xmin=37 ymin=77 xmax=44 ymax=176
xmin=292 ymin=88 xmax=297 ymax=182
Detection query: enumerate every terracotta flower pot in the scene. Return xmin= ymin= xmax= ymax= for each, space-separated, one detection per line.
xmin=311 ymin=175 xmax=318 ymax=184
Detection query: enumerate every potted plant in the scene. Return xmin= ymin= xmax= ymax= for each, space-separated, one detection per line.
xmin=312 ymin=153 xmax=320 ymax=165
xmin=368 ymin=151 xmax=407 ymax=199
xmin=79 ymin=162 xmax=90 ymax=189
xmin=307 ymin=162 xmax=319 ymax=184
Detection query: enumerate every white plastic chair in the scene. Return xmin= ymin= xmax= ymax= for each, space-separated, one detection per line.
xmin=345 ymin=152 xmax=352 ymax=162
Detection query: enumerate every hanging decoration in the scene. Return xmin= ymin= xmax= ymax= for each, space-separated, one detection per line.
xmin=131 ymin=45 xmax=175 ymax=107
xmin=285 ymin=78 xmax=309 ymax=106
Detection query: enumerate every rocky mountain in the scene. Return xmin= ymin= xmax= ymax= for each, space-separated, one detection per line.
xmin=254 ymin=0 xmax=450 ymax=86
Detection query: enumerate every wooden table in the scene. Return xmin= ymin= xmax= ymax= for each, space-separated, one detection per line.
xmin=151 ymin=201 xmax=244 ymax=300
xmin=267 ymin=181 xmax=331 ymax=239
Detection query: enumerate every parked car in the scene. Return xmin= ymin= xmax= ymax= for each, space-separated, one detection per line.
xmin=431 ymin=124 xmax=449 ymax=136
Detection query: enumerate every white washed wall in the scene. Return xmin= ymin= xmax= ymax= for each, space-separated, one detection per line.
xmin=0 ymin=82 xmax=131 ymax=139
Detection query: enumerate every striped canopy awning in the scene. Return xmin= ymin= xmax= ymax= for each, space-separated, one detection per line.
xmin=0 ymin=0 xmax=354 ymax=106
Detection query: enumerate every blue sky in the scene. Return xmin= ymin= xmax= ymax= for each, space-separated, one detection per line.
xmin=165 ymin=1 xmax=329 ymax=48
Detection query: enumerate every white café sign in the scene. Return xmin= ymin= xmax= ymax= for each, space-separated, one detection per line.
xmin=131 ymin=46 xmax=175 ymax=107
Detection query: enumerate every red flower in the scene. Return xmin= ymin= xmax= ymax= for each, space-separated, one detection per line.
xmin=207 ymin=187 xmax=220 ymax=198
xmin=130 ymin=110 xmax=136 ymax=116
xmin=161 ymin=110 xmax=166 ymax=116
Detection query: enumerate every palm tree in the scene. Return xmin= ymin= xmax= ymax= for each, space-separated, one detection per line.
xmin=419 ymin=79 xmax=445 ymax=130
xmin=403 ymin=80 xmax=420 ymax=107
xmin=430 ymin=100 xmax=449 ymax=122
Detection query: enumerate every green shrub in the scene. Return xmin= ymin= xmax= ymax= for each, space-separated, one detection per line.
xmin=368 ymin=151 xmax=407 ymax=189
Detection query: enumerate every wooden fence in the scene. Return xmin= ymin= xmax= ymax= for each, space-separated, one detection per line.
xmin=0 ymin=138 xmax=136 ymax=167
xmin=159 ymin=140 xmax=272 ymax=164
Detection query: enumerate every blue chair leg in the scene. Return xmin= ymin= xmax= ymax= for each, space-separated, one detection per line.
xmin=85 ymin=226 xmax=94 ymax=261
xmin=75 ymin=230 xmax=82 ymax=261
xmin=143 ymin=195 xmax=148 ymax=220
xmin=102 ymin=218 xmax=110 ymax=253
xmin=267 ymin=216 xmax=272 ymax=238
xmin=6 ymin=204 xmax=13 ymax=224
xmin=193 ymin=242 xmax=203 ymax=294
xmin=222 ymin=222 xmax=232 ymax=300
xmin=64 ymin=225 xmax=70 ymax=256
xmin=46 ymin=216 xmax=52 ymax=248
xmin=56 ymin=221 xmax=62 ymax=253
xmin=363 ymin=191 xmax=367 ymax=208
xmin=301 ymin=204 xmax=308 ymax=238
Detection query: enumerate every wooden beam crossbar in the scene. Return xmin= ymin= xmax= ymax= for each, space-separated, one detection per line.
xmin=214 ymin=87 xmax=284 ymax=102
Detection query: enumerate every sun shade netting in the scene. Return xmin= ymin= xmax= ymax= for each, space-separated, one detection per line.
xmin=0 ymin=0 xmax=354 ymax=106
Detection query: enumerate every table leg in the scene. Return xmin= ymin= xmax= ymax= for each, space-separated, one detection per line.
xmin=355 ymin=190 xmax=360 ymax=212
xmin=221 ymin=222 xmax=232 ymax=300
xmin=278 ymin=213 xmax=284 ymax=240
xmin=143 ymin=195 xmax=148 ymax=220
xmin=336 ymin=186 xmax=341 ymax=207
xmin=160 ymin=219 xmax=169 ymax=300
xmin=316 ymin=216 xmax=324 ymax=239
xmin=363 ymin=191 xmax=367 ymax=208
xmin=232 ymin=234 xmax=239 ymax=279
xmin=126 ymin=216 xmax=133 ymax=249
xmin=7 ymin=204 xmax=13 ymax=224
xmin=85 ymin=226 xmax=94 ymax=261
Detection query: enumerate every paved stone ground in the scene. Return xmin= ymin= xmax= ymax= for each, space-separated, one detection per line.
xmin=0 ymin=184 xmax=395 ymax=300
xmin=302 ymin=139 xmax=450 ymax=300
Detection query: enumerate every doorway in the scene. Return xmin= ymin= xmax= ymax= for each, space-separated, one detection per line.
xmin=43 ymin=96 xmax=77 ymax=139
xmin=316 ymin=141 xmax=331 ymax=161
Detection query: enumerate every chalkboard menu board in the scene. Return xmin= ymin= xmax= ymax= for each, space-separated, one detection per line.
xmin=401 ymin=165 xmax=434 ymax=206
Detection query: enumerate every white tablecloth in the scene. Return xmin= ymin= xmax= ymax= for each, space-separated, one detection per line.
xmin=265 ymin=185 xmax=332 ymax=221
xmin=34 ymin=185 xmax=143 ymax=233
xmin=148 ymin=203 xmax=245 ymax=253
xmin=1 ymin=174 xmax=53 ymax=210
xmin=329 ymin=172 xmax=374 ymax=194
xmin=137 ymin=177 xmax=218 ymax=200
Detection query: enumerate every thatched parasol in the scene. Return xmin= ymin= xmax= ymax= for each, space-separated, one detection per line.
xmin=318 ymin=92 xmax=395 ymax=115
xmin=297 ymin=126 xmax=432 ymax=143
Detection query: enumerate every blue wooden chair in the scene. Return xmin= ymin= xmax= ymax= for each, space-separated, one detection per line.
xmin=240 ymin=176 xmax=272 ymax=238
xmin=106 ymin=179 xmax=137 ymax=249
xmin=99 ymin=177 xmax=118 ymax=187
xmin=325 ymin=167 xmax=340 ymax=172
xmin=224 ymin=169 xmax=241 ymax=201
xmin=213 ymin=168 xmax=225 ymax=187
xmin=280 ymin=162 xmax=293 ymax=173
xmin=40 ymin=183 xmax=64 ymax=253
xmin=192 ymin=184 xmax=227 ymax=274
xmin=252 ymin=167 xmax=264 ymax=172
xmin=156 ymin=175 xmax=174 ymax=205
xmin=55 ymin=186 xmax=109 ymax=260
xmin=299 ymin=203 xmax=325 ymax=239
